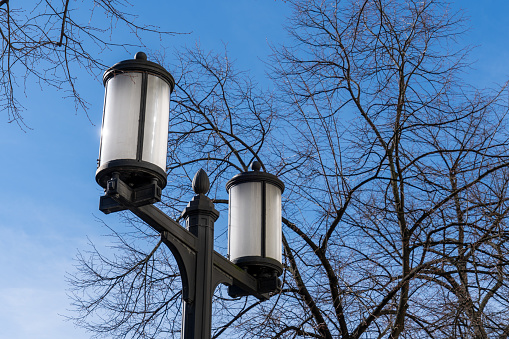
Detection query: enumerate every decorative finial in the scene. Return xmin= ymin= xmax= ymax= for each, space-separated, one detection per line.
xmin=134 ymin=51 xmax=147 ymax=61
xmin=250 ymin=161 xmax=261 ymax=172
xmin=192 ymin=169 xmax=210 ymax=194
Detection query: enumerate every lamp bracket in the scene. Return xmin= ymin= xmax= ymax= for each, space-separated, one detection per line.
xmin=99 ymin=175 xmax=162 ymax=213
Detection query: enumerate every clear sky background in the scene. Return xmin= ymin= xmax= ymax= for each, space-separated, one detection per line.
xmin=0 ymin=1 xmax=508 ymax=338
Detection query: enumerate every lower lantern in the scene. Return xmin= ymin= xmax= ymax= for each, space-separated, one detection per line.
xmin=226 ymin=162 xmax=284 ymax=292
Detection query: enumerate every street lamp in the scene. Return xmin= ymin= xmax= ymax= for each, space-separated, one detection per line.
xmin=95 ymin=53 xmax=284 ymax=339
xmin=96 ymin=51 xmax=174 ymax=198
xmin=227 ymin=161 xmax=284 ymax=294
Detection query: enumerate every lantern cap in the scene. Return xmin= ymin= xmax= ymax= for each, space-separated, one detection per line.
xmin=226 ymin=165 xmax=284 ymax=192
xmin=103 ymin=51 xmax=175 ymax=92
xmin=192 ymin=169 xmax=210 ymax=194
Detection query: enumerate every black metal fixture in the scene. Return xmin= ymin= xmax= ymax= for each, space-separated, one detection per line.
xmin=95 ymin=53 xmax=284 ymax=339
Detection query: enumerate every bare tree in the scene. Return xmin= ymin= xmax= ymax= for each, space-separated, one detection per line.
xmin=0 ymin=0 xmax=176 ymax=128
xmin=68 ymin=0 xmax=509 ymax=338
xmin=265 ymin=0 xmax=509 ymax=337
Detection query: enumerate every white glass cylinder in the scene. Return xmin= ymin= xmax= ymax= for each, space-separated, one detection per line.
xmin=142 ymin=74 xmax=171 ymax=170
xmin=265 ymin=183 xmax=282 ymax=263
xmin=227 ymin=169 xmax=284 ymax=276
xmin=228 ymin=182 xmax=262 ymax=259
xmin=99 ymin=73 xmax=142 ymax=165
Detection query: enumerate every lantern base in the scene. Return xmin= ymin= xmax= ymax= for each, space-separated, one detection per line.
xmin=228 ymin=258 xmax=282 ymax=297
xmin=231 ymin=256 xmax=283 ymax=276
xmin=96 ymin=159 xmax=167 ymax=189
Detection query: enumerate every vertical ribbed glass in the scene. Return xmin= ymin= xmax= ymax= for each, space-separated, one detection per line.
xmin=228 ymin=182 xmax=262 ymax=259
xmin=265 ymin=183 xmax=282 ymax=262
xmin=99 ymin=73 xmax=142 ymax=165
xmin=142 ymin=74 xmax=171 ymax=171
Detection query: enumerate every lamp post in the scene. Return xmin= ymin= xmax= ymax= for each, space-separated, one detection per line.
xmin=95 ymin=53 xmax=284 ymax=339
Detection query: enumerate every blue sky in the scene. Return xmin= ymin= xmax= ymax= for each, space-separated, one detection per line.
xmin=0 ymin=1 xmax=508 ymax=338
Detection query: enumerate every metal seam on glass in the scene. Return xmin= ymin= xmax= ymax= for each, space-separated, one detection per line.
xmin=136 ymin=72 xmax=148 ymax=161
xmin=261 ymin=180 xmax=266 ymax=258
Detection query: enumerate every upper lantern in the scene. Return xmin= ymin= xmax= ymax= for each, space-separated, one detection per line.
xmin=96 ymin=52 xmax=175 ymax=190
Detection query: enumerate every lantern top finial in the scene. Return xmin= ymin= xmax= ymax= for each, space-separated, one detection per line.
xmin=250 ymin=161 xmax=261 ymax=172
xmin=134 ymin=51 xmax=147 ymax=60
xmin=192 ymin=169 xmax=210 ymax=194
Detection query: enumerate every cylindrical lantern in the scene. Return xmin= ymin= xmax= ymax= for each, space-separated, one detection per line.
xmin=226 ymin=161 xmax=285 ymax=277
xmin=96 ymin=52 xmax=175 ymax=190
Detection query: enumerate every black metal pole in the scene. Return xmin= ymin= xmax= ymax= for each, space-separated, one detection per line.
xmin=99 ymin=169 xmax=273 ymax=339
xmin=181 ymin=169 xmax=219 ymax=338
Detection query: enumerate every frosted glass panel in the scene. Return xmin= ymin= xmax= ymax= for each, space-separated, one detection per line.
xmin=228 ymin=182 xmax=262 ymax=259
xmin=142 ymin=74 xmax=170 ymax=170
xmin=100 ymin=73 xmax=141 ymax=164
xmin=265 ymin=183 xmax=282 ymax=262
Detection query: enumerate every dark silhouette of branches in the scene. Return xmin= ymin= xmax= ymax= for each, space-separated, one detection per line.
xmin=0 ymin=0 xmax=178 ymax=129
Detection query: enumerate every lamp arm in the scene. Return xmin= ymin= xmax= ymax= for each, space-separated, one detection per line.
xmin=100 ymin=175 xmax=269 ymax=300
